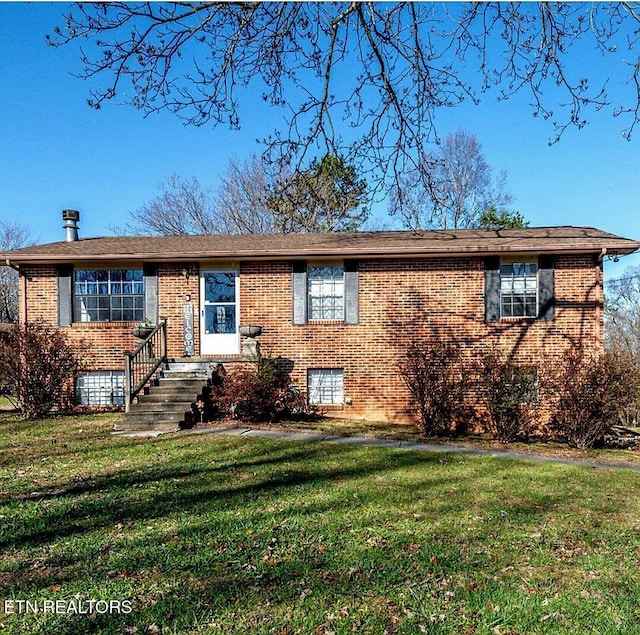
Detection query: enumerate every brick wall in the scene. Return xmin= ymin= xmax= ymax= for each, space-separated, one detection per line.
xmin=22 ymin=264 xmax=155 ymax=372
xmin=20 ymin=253 xmax=603 ymax=424
xmin=157 ymin=262 xmax=201 ymax=357
xmin=240 ymin=254 xmax=602 ymax=423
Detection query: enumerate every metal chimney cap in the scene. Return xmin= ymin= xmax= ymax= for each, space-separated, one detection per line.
xmin=62 ymin=209 xmax=80 ymax=222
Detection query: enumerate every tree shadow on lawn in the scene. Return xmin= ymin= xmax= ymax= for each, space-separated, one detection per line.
xmin=3 ymin=439 xmax=637 ymax=634
xmin=1 ymin=438 xmax=603 ymax=556
xmin=3 ymin=442 xmax=456 ymax=546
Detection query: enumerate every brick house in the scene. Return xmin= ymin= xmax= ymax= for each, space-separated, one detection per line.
xmin=2 ymin=214 xmax=638 ymax=428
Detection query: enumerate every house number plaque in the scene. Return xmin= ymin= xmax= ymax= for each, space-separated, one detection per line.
xmin=183 ymin=304 xmax=194 ymax=356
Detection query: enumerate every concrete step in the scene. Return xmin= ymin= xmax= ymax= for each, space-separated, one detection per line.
xmin=164 ymin=361 xmax=214 ymax=374
xmin=153 ymin=384 xmax=207 ymax=394
xmin=157 ymin=378 xmax=208 ymax=388
xmin=161 ymin=371 xmax=210 ymax=381
xmin=121 ymin=410 xmax=187 ymax=426
xmin=131 ymin=402 xmax=193 ymax=413
xmin=145 ymin=389 xmax=206 ymax=401
xmin=119 ymin=360 xmax=221 ymax=431
xmin=137 ymin=394 xmax=199 ymax=404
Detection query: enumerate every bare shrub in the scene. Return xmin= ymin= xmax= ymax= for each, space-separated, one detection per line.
xmin=397 ymin=340 xmax=467 ymax=437
xmin=0 ymin=322 xmax=82 ymax=419
xmin=550 ymin=343 xmax=640 ymax=449
xmin=214 ymin=356 xmax=309 ymax=423
xmin=475 ymin=351 xmax=539 ymax=443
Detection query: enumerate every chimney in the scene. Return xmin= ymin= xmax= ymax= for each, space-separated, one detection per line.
xmin=62 ymin=209 xmax=80 ymax=242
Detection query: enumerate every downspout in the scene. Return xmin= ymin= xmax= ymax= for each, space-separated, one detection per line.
xmin=596 ymin=248 xmax=606 ymax=356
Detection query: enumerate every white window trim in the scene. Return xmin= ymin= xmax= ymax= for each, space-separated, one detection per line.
xmin=308 ymin=368 xmax=344 ymax=406
xmin=307 ymin=261 xmax=345 ymax=321
xmin=499 ymin=258 xmax=538 ymax=319
xmin=73 ymin=268 xmax=144 ymax=323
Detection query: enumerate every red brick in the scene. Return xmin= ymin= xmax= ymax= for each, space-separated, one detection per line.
xmin=20 ymin=253 xmax=603 ymax=425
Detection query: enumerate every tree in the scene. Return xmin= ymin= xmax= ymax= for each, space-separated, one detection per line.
xmin=125 ymin=154 xmax=368 ymax=236
xmin=478 ymin=207 xmax=530 ymax=230
xmin=125 ymin=174 xmax=220 ymax=236
xmin=390 ymin=130 xmax=518 ymax=230
xmin=0 ymin=221 xmax=33 ymax=323
xmin=49 ymin=3 xmax=640 ymax=197
xmin=123 ymin=160 xmax=278 ymax=236
xmin=214 ymin=155 xmax=280 ymax=235
xmin=606 ymin=267 xmax=640 ymax=361
xmin=267 ymin=154 xmax=369 ymax=233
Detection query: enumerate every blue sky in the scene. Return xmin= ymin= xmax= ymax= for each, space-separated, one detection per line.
xmin=1 ymin=2 xmax=639 ymax=280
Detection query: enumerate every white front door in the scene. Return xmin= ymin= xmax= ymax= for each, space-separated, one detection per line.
xmin=200 ymin=269 xmax=239 ymax=355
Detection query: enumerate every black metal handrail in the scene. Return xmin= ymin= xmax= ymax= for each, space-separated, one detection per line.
xmin=124 ymin=318 xmax=167 ymax=411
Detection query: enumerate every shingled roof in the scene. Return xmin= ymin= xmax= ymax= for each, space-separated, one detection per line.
xmin=1 ymin=226 xmax=638 ymax=264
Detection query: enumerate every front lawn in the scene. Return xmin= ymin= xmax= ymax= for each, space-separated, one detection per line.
xmin=1 ymin=412 xmax=640 ymax=634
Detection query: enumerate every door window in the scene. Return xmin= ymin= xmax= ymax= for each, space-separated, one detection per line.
xmin=203 ymin=272 xmax=237 ymax=335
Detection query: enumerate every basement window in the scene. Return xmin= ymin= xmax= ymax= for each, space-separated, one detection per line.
xmin=511 ymin=367 xmax=540 ymax=404
xmin=308 ymin=368 xmax=344 ymax=405
xmin=77 ymin=371 xmax=125 ymax=406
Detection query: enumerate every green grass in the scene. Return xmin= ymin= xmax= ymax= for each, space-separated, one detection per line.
xmin=2 ymin=413 xmax=640 ymax=634
xmin=0 ymin=395 xmax=15 ymax=411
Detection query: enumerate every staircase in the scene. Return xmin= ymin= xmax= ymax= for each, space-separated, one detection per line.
xmin=117 ymin=360 xmax=214 ymax=432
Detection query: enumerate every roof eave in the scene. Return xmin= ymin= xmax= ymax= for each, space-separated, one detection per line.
xmin=4 ymin=241 xmax=639 ymax=265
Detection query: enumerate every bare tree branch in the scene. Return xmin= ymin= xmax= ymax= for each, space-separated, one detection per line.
xmin=49 ymin=3 xmax=640 ymax=195
xmin=120 ymin=174 xmax=221 ymax=235
xmin=606 ymin=264 xmax=640 ymax=362
xmin=389 ymin=129 xmax=516 ymax=230
xmin=119 ymin=154 xmax=369 ymax=236
xmin=0 ymin=221 xmax=35 ymax=323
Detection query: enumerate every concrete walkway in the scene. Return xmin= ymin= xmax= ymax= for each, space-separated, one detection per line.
xmin=114 ymin=426 xmax=640 ymax=473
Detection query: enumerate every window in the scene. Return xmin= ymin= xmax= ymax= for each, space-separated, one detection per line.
xmin=508 ymin=367 xmax=539 ymax=404
xmin=500 ymin=261 xmax=538 ymax=318
xmin=308 ymin=265 xmax=344 ymax=320
xmin=202 ymin=271 xmax=237 ymax=334
xmin=308 ymin=369 xmax=344 ymax=405
xmin=74 ymin=269 xmax=144 ymax=322
xmin=77 ymin=371 xmax=125 ymax=406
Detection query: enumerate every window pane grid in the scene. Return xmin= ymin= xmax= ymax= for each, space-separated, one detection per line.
xmin=308 ymin=369 xmax=344 ymax=405
xmin=77 ymin=371 xmax=125 ymax=406
xmin=74 ymin=269 xmax=144 ymax=322
xmin=500 ymin=262 xmax=538 ymax=318
xmin=308 ymin=266 xmax=344 ymax=320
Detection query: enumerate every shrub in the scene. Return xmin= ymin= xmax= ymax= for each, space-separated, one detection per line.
xmin=214 ymin=355 xmax=309 ymax=423
xmin=0 ymin=322 xmax=82 ymax=419
xmin=550 ymin=343 xmax=640 ymax=449
xmin=397 ymin=340 xmax=467 ymax=437
xmin=475 ymin=351 xmax=538 ymax=443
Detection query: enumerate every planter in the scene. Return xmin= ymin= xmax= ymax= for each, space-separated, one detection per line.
xmin=239 ymin=325 xmax=263 ymax=338
xmin=131 ymin=324 xmax=155 ymax=339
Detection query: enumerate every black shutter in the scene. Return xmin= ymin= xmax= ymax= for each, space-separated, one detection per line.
xmin=292 ymin=261 xmax=307 ymax=325
xmin=538 ymin=255 xmax=555 ymax=321
xmin=143 ymin=263 xmax=159 ymax=323
xmin=484 ymin=257 xmax=501 ymax=323
xmin=344 ymin=260 xmax=359 ymax=325
xmin=57 ymin=265 xmax=73 ymax=327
